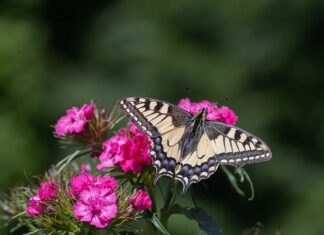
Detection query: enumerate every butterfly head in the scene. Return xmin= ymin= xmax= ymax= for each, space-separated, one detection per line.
xmin=196 ymin=108 xmax=207 ymax=121
xmin=191 ymin=108 xmax=207 ymax=129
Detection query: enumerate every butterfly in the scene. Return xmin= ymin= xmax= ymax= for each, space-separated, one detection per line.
xmin=119 ymin=97 xmax=272 ymax=194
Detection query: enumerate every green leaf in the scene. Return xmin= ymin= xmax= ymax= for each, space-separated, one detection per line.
xmin=235 ymin=167 xmax=255 ymax=200
xmin=221 ymin=165 xmax=245 ymax=196
xmin=55 ymin=149 xmax=91 ymax=175
xmin=183 ymin=208 xmax=223 ymax=235
xmin=23 ymin=229 xmax=43 ymax=235
xmin=150 ymin=213 xmax=171 ymax=235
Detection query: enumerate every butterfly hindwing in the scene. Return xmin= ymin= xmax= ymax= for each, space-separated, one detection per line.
xmin=150 ymin=126 xmax=186 ymax=182
xmin=174 ymin=132 xmax=220 ymax=193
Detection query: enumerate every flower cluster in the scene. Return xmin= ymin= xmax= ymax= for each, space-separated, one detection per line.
xmin=97 ymin=123 xmax=152 ymax=174
xmin=55 ymin=104 xmax=95 ymax=136
xmin=178 ymin=98 xmax=238 ymax=125
xmin=54 ymin=103 xmax=113 ymax=157
xmin=26 ymin=181 xmax=58 ymax=216
xmin=71 ymin=173 xmax=119 ymax=228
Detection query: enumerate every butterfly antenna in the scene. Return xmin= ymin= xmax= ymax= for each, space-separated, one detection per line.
xmin=185 ymin=87 xmax=191 ymax=97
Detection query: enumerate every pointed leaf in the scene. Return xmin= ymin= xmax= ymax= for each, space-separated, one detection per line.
xmin=150 ymin=213 xmax=171 ymax=235
xmin=221 ymin=165 xmax=245 ymax=196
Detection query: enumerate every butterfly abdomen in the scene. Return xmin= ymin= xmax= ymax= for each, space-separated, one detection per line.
xmin=180 ymin=125 xmax=204 ymax=161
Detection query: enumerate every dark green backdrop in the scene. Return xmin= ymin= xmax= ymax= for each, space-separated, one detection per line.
xmin=1 ymin=0 xmax=324 ymax=234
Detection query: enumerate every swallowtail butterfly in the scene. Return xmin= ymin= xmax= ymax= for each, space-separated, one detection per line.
xmin=119 ymin=97 xmax=272 ymax=194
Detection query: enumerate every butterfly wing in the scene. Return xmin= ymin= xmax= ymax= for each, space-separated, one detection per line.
xmin=119 ymin=97 xmax=192 ymax=179
xmin=174 ymin=121 xmax=272 ymax=193
xmin=205 ymin=122 xmax=272 ymax=166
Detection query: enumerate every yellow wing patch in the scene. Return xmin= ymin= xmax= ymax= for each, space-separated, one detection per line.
xmin=161 ymin=126 xmax=185 ymax=161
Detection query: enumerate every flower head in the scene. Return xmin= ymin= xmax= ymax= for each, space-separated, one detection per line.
xmin=93 ymin=176 xmax=118 ymax=191
xmin=26 ymin=180 xmax=58 ymax=217
xmin=130 ymin=190 xmax=152 ymax=211
xmin=26 ymin=195 xmax=46 ymax=216
xmin=55 ymin=103 xmax=95 ymax=136
xmin=178 ymin=98 xmax=238 ymax=125
xmin=215 ymin=106 xmax=238 ymax=125
xmin=97 ymin=123 xmax=152 ymax=174
xmin=71 ymin=173 xmax=95 ymax=196
xmin=38 ymin=181 xmax=58 ymax=201
xmin=73 ymin=187 xmax=118 ymax=228
xmin=71 ymin=173 xmax=118 ymax=197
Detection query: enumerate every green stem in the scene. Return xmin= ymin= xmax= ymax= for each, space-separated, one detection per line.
xmin=190 ymin=190 xmax=199 ymax=208
xmin=160 ymin=182 xmax=178 ymax=229
xmin=221 ymin=165 xmax=245 ymax=196
xmin=145 ymin=182 xmax=159 ymax=234
xmin=146 ymin=184 xmax=157 ymax=214
xmin=240 ymin=168 xmax=255 ymax=200
xmin=146 ymin=220 xmax=159 ymax=235
xmin=157 ymin=182 xmax=166 ymax=204
xmin=168 ymin=182 xmax=178 ymax=210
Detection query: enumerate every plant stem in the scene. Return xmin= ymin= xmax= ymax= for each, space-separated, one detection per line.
xmin=157 ymin=182 xmax=166 ymax=204
xmin=146 ymin=219 xmax=159 ymax=235
xmin=144 ymin=182 xmax=159 ymax=234
xmin=160 ymin=182 xmax=178 ymax=229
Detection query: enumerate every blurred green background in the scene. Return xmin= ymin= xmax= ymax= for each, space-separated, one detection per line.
xmin=1 ymin=0 xmax=324 ymax=234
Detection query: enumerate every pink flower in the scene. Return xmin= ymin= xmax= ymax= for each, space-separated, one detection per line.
xmin=216 ymin=106 xmax=238 ymax=125
xmin=73 ymin=187 xmax=118 ymax=228
xmin=97 ymin=123 xmax=152 ymax=174
xmin=97 ymin=135 xmax=129 ymax=170
xmin=130 ymin=190 xmax=152 ymax=211
xmin=54 ymin=103 xmax=95 ymax=136
xmin=178 ymin=98 xmax=238 ymax=125
xmin=177 ymin=98 xmax=192 ymax=112
xmin=81 ymin=104 xmax=95 ymax=118
xmin=93 ymin=176 xmax=118 ymax=191
xmin=26 ymin=181 xmax=58 ymax=217
xmin=71 ymin=173 xmax=95 ymax=196
xmin=71 ymin=173 xmax=118 ymax=196
xmin=26 ymin=195 xmax=46 ymax=216
xmin=38 ymin=181 xmax=58 ymax=201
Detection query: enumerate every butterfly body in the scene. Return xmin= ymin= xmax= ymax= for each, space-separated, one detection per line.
xmin=119 ymin=97 xmax=272 ymax=194
xmin=180 ymin=109 xmax=206 ymax=159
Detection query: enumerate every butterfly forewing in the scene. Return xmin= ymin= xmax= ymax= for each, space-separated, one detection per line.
xmin=119 ymin=97 xmax=191 ymax=180
xmin=119 ymin=97 xmax=272 ymax=194
xmin=205 ymin=122 xmax=272 ymax=166
xmin=119 ymin=97 xmax=191 ymax=137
